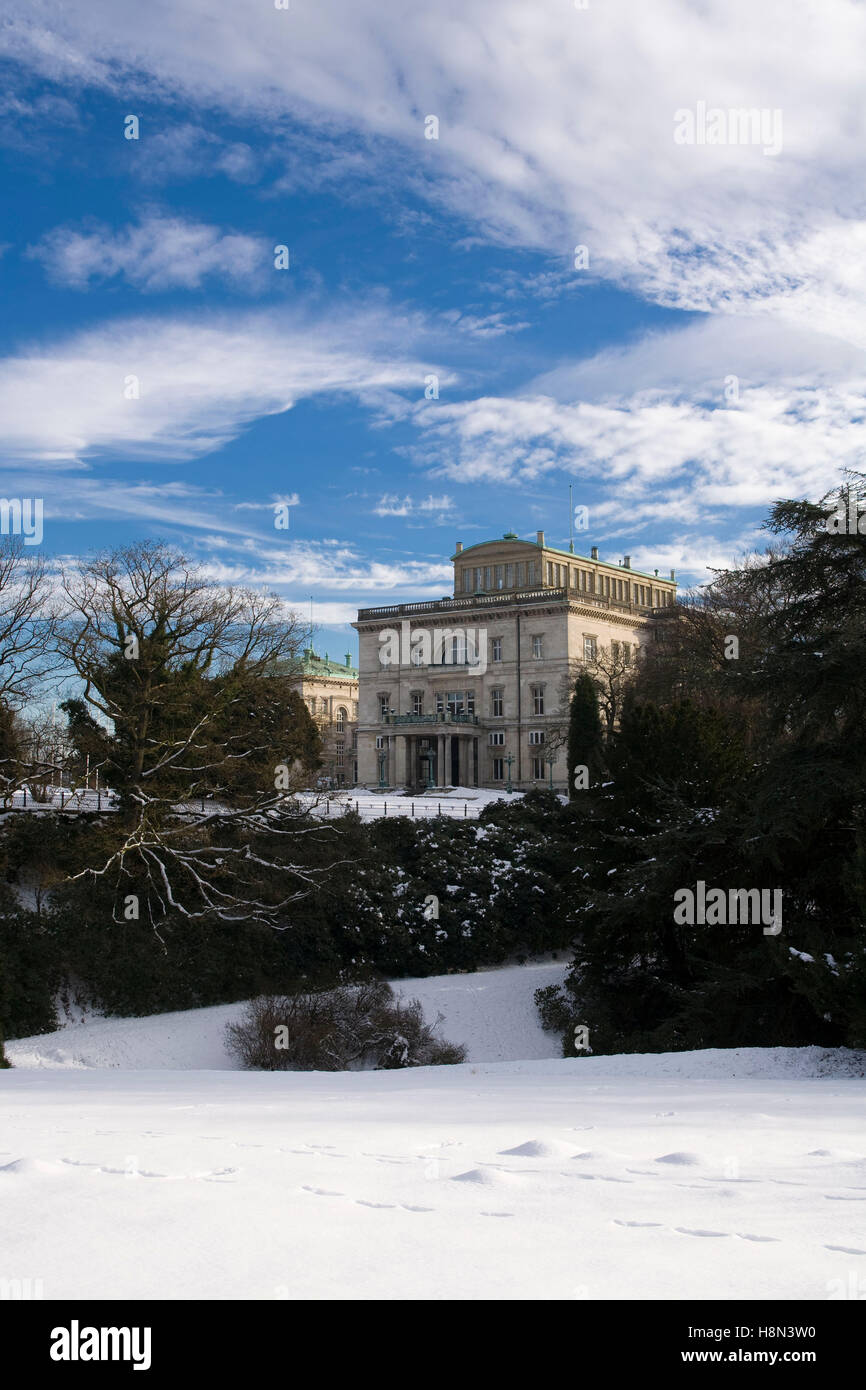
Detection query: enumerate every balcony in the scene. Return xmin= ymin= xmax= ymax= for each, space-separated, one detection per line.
xmin=382 ymin=711 xmax=480 ymax=726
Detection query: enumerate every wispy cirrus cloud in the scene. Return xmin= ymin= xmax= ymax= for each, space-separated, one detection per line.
xmin=4 ymin=0 xmax=866 ymax=340
xmin=0 ymin=301 xmax=440 ymax=464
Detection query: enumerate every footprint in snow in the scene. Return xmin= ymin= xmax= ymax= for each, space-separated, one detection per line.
xmin=613 ymin=1219 xmax=664 ymax=1228
xmin=675 ymin=1228 xmax=731 ymax=1238
xmin=301 ymin=1185 xmax=344 ymax=1197
xmin=355 ymin=1200 xmax=396 ymax=1209
xmin=655 ymin=1152 xmax=703 ymax=1166
xmin=825 ymin=1244 xmax=866 ymax=1255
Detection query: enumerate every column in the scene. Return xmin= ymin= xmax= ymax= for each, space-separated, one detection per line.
xmin=437 ymin=734 xmax=446 ymax=787
xmin=357 ymin=733 xmax=378 ymax=786
xmin=394 ymin=733 xmax=408 ymax=787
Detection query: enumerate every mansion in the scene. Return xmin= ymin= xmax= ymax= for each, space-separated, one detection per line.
xmin=294 ymin=647 xmax=359 ymax=786
xmin=352 ymin=531 xmax=676 ymax=793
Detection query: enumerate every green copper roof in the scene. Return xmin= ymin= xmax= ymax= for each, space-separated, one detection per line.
xmin=281 ymin=648 xmax=358 ymax=679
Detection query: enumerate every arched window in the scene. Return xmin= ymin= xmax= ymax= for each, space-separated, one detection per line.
xmin=336 ymin=707 xmax=347 ymax=731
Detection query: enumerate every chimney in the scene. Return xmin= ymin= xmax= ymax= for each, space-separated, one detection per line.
xmin=590 ymin=546 xmax=598 ymax=561
xmin=670 ymin=569 xmax=676 ymax=582
xmin=345 ymin=653 xmax=351 ymax=667
xmin=536 ymin=530 xmax=545 ymax=546
xmin=623 ymin=555 xmax=631 ymax=569
xmin=455 ymin=541 xmax=463 ymax=553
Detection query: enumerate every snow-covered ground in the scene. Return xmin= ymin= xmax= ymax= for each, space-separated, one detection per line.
xmin=297 ymin=785 xmax=525 ymax=820
xmin=3 ymin=963 xmax=866 ymax=1301
xmin=7 ymin=960 xmax=569 ymax=1070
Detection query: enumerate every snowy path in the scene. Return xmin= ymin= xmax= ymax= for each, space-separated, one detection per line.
xmin=2 ymin=1058 xmax=865 ymax=1300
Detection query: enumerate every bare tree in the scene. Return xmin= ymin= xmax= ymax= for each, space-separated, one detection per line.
xmin=55 ymin=541 xmax=337 ymax=925
xmin=550 ymin=641 xmax=639 ymax=744
xmin=0 ymin=538 xmax=63 ymax=804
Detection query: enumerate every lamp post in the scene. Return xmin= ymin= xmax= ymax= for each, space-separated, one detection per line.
xmin=504 ymin=752 xmax=515 ymax=794
xmin=378 ymin=751 xmax=387 ymax=789
xmin=421 ymin=749 xmax=435 ymax=791
xmin=546 ymin=754 xmax=556 ymax=791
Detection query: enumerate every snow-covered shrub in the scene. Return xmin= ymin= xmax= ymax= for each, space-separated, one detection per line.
xmin=225 ymin=981 xmax=465 ymax=1071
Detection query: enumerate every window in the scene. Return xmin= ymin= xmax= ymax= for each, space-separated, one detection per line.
xmin=375 ymin=735 xmax=386 ymax=749
xmin=491 ymin=688 xmax=504 ymax=717
xmin=446 ymin=691 xmax=464 ymax=715
xmin=336 ymin=741 xmax=344 ymax=767
xmin=463 ymin=569 xmax=471 ymax=593
xmin=336 ymin=707 xmax=347 ymax=731
xmin=484 ymin=566 xmax=492 ymax=590
xmin=492 ymin=757 xmax=504 ymax=781
xmin=491 ymin=637 xmax=502 ymax=662
xmin=531 ymin=684 xmax=545 ymax=716
xmin=516 ymin=562 xmax=524 ymax=587
xmin=435 ymin=691 xmax=444 ymax=714
xmin=505 ymin=564 xmax=513 ymax=588
xmin=379 ymin=694 xmax=390 ymax=719
xmin=532 ymin=634 xmax=543 ymax=659
xmin=411 ymin=692 xmax=423 ymax=715
xmin=495 ymin=565 xmax=504 ymax=590
xmin=528 ymin=730 xmax=545 ymax=745
xmin=583 ymin=636 xmax=597 ymax=662
xmin=488 ymin=731 xmax=505 ymax=746
xmin=531 ymin=756 xmax=545 ymax=780
xmin=611 ymin=641 xmax=620 ymax=663
xmin=546 ymin=561 xmax=553 ymax=585
xmin=474 ymin=567 xmax=483 ymax=592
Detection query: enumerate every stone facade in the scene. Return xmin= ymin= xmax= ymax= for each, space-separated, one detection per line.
xmin=294 ymin=648 xmax=359 ymax=786
xmin=352 ymin=531 xmax=676 ymax=792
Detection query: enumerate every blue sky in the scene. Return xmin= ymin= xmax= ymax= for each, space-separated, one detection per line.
xmin=2 ymin=1 xmax=865 ymax=661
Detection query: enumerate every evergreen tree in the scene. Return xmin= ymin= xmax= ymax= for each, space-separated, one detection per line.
xmin=566 ymin=672 xmax=604 ymax=798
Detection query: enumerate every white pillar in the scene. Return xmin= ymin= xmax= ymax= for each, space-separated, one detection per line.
xmin=393 ymin=733 xmax=407 ymax=787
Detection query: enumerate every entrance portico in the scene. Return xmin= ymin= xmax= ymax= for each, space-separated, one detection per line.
xmin=377 ymin=717 xmax=479 ymax=789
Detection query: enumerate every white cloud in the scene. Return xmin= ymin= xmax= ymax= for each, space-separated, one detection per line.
xmin=5 ymin=0 xmax=866 ymax=340
xmin=196 ymin=538 xmax=453 ymax=604
xmin=27 ymin=216 xmax=266 ymax=291
xmin=0 ymin=303 xmax=436 ymax=464
xmin=372 ymin=492 xmax=455 ymax=517
xmin=234 ymin=493 xmax=300 ymax=511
